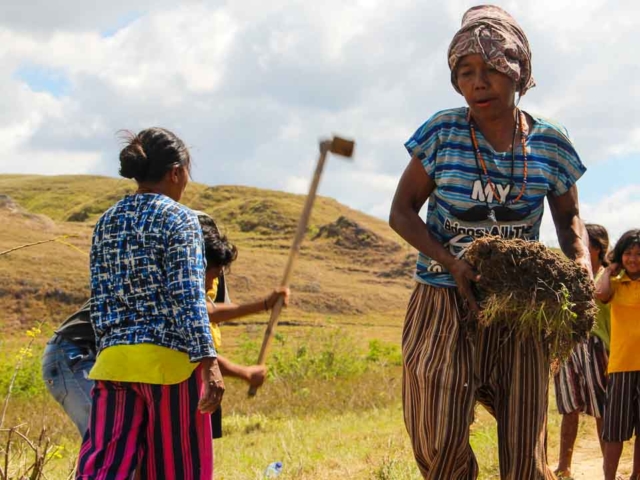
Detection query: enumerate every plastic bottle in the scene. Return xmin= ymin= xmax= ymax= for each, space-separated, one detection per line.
xmin=264 ymin=461 xmax=283 ymax=478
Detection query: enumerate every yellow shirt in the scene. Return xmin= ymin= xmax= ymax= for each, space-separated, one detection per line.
xmin=90 ymin=280 xmax=222 ymax=384
xmin=608 ymin=272 xmax=640 ymax=373
xmin=89 ymin=345 xmax=196 ymax=384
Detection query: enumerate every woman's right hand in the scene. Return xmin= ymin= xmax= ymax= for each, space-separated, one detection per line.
xmin=449 ymin=258 xmax=481 ymax=313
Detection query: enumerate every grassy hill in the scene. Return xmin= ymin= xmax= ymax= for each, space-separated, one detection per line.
xmin=0 ymin=174 xmax=414 ymax=343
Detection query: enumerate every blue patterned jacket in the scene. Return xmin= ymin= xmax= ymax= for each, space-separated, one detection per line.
xmin=90 ymin=193 xmax=216 ymax=362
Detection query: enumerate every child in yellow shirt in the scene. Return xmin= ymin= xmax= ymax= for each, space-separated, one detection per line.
xmin=596 ymin=229 xmax=640 ymax=480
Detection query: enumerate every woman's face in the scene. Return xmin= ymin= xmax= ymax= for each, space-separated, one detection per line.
xmin=456 ymin=54 xmax=517 ymax=120
xmin=176 ymin=165 xmax=190 ymax=197
xmin=621 ymin=244 xmax=640 ymax=279
xmin=165 ymin=164 xmax=190 ymax=201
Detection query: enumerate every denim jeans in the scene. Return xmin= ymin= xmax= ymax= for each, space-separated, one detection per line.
xmin=41 ymin=334 xmax=96 ymax=436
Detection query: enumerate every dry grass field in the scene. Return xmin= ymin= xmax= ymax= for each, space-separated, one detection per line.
xmin=0 ymin=174 xmax=635 ymax=479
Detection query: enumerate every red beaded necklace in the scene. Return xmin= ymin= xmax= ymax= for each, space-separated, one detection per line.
xmin=467 ymin=108 xmax=529 ymax=205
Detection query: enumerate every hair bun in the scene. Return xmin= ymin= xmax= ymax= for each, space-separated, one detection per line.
xmin=116 ymin=127 xmax=190 ymax=183
xmin=119 ymin=139 xmax=149 ymax=180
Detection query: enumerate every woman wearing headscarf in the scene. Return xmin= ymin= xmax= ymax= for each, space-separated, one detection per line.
xmin=389 ymin=5 xmax=590 ymax=479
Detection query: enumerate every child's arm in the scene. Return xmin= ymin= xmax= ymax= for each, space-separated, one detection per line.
xmin=217 ymin=355 xmax=267 ymax=388
xmin=595 ymin=263 xmax=620 ymax=303
xmin=207 ymin=287 xmax=290 ymax=324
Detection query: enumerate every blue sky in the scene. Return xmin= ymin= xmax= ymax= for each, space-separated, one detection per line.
xmin=14 ymin=65 xmax=70 ymax=97
xmin=100 ymin=12 xmax=142 ymax=38
xmin=578 ymin=155 xmax=639 ymax=205
xmin=0 ymin=0 xmax=638 ymax=245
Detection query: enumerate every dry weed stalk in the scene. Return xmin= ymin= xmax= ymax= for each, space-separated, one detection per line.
xmin=0 ymin=319 xmax=70 ymax=480
xmin=0 ymin=235 xmax=82 ymax=258
xmin=0 ymin=322 xmax=46 ymax=431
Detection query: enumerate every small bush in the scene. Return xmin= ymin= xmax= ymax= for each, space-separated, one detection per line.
xmin=238 ymin=329 xmax=402 ymax=381
xmin=372 ymin=455 xmax=421 ymax=480
xmin=367 ymin=340 xmax=402 ymax=366
xmin=0 ymin=347 xmax=47 ymax=400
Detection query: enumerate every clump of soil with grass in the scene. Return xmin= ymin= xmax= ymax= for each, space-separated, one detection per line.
xmin=465 ymin=237 xmax=597 ymax=362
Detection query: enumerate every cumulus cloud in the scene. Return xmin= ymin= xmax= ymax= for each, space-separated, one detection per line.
xmin=0 ymin=0 xmax=638 ymax=231
xmin=581 ymin=186 xmax=640 ymax=244
xmin=539 ymin=186 xmax=640 ymax=247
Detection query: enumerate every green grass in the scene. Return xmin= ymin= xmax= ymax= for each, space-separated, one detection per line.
xmin=3 ymin=329 xmax=637 ymax=480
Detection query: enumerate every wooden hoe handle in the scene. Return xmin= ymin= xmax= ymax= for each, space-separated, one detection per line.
xmin=248 ymin=137 xmax=354 ymax=397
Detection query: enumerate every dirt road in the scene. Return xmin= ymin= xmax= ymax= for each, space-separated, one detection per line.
xmin=548 ymin=416 xmax=635 ymax=479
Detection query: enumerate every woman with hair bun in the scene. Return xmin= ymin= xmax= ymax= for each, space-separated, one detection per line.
xmin=76 ymin=128 xmax=223 ymax=480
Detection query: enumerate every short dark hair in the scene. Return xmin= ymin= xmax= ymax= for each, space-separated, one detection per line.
xmin=118 ymin=127 xmax=191 ymax=183
xmin=586 ymin=223 xmax=610 ymax=267
xmin=610 ymin=229 xmax=640 ymax=266
xmin=196 ymin=214 xmax=238 ymax=269
xmin=202 ymin=225 xmax=238 ymax=269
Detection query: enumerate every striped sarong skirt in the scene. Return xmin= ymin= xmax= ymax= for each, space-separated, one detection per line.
xmin=402 ymin=283 xmax=556 ymax=480
xmin=554 ymin=335 xmax=608 ymax=418
xmin=76 ymin=365 xmax=213 ymax=480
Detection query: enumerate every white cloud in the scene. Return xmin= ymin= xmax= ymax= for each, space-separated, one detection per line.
xmin=369 ymin=199 xmax=393 ymax=220
xmin=540 ymin=186 xmax=640 ymax=248
xmin=1 ymin=149 xmax=101 ymax=175
xmin=581 ymin=186 xmax=640 ymax=244
xmin=0 ymin=0 xmax=637 ymax=232
xmin=284 ymin=175 xmax=309 ymax=194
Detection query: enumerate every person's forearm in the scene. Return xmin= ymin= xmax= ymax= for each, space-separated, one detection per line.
xmin=548 ymin=187 xmax=592 ymax=277
xmin=595 ymin=269 xmax=613 ymax=302
xmin=557 ymin=215 xmax=590 ymax=264
xmin=209 ymin=300 xmax=267 ymax=324
xmin=217 ymin=356 xmax=250 ymax=381
xmin=200 ymin=356 xmax=218 ymax=372
xmin=389 ymin=207 xmax=457 ymax=271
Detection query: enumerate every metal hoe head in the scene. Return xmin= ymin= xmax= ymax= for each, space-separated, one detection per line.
xmin=322 ymin=136 xmax=355 ymax=159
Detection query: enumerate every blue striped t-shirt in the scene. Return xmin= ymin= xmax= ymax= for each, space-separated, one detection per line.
xmin=405 ymin=107 xmax=586 ymax=288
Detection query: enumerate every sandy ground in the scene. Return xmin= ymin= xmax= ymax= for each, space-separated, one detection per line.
xmin=548 ymin=416 xmax=635 ymax=479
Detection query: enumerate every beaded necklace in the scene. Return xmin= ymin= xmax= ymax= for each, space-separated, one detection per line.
xmin=467 ymin=108 xmax=529 ymax=221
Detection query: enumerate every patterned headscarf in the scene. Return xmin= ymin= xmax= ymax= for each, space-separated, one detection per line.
xmin=448 ymin=5 xmax=535 ymax=96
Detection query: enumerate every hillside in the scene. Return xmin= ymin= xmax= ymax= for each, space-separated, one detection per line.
xmin=0 ymin=174 xmax=414 ymax=342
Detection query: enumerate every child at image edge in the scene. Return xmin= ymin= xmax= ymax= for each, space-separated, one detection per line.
xmin=597 ymin=229 xmax=640 ymax=480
